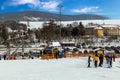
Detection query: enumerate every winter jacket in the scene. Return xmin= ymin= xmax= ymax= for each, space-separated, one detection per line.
xmin=93 ymin=55 xmax=99 ymax=61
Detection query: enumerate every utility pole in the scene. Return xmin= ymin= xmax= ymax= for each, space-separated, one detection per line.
xmin=58 ymin=5 xmax=63 ymax=42
xmin=58 ymin=5 xmax=63 ymax=26
xmin=21 ymin=30 xmax=25 ymax=55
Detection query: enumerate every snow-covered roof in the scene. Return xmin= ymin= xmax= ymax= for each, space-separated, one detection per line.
xmin=49 ymin=42 xmax=61 ymax=47
xmin=104 ymin=50 xmax=115 ymax=54
xmin=101 ymin=24 xmax=120 ymax=28
xmin=61 ymin=41 xmax=75 ymax=44
xmin=85 ymin=25 xmax=96 ymax=28
xmin=94 ymin=26 xmax=103 ymax=29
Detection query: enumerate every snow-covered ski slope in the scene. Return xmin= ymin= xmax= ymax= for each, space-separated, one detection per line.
xmin=0 ymin=57 xmax=120 ymax=80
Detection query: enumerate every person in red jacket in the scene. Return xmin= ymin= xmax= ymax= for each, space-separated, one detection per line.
xmin=112 ymin=54 xmax=116 ymax=62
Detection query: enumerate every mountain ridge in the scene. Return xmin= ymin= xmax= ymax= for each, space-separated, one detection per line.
xmin=0 ymin=11 xmax=109 ymax=21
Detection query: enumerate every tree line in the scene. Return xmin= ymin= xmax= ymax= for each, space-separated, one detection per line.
xmin=0 ymin=20 xmax=86 ymax=45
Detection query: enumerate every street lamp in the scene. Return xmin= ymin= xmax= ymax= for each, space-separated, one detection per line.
xmin=58 ymin=5 xmax=63 ymax=42
xmin=58 ymin=5 xmax=63 ymax=26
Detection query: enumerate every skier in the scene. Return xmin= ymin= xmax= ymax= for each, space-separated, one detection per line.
xmin=88 ymin=55 xmax=92 ymax=67
xmin=3 ymin=54 xmax=6 ymax=60
xmin=99 ymin=54 xmax=104 ymax=67
xmin=105 ymin=54 xmax=112 ymax=68
xmin=93 ymin=53 xmax=99 ymax=68
xmin=0 ymin=55 xmax=1 ymax=60
xmin=112 ymin=54 xmax=115 ymax=62
xmin=55 ymin=50 xmax=59 ymax=59
xmin=110 ymin=55 xmax=113 ymax=67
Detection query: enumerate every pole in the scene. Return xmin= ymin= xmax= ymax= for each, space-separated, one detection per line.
xmin=58 ymin=5 xmax=63 ymax=42
xmin=58 ymin=5 xmax=63 ymax=26
xmin=21 ymin=31 xmax=24 ymax=55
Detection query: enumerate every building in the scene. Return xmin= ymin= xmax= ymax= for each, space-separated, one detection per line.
xmin=102 ymin=24 xmax=120 ymax=36
xmin=84 ymin=24 xmax=103 ymax=37
xmin=84 ymin=24 xmax=120 ymax=37
xmin=94 ymin=25 xmax=104 ymax=37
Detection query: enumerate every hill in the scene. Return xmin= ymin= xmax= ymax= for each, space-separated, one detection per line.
xmin=0 ymin=11 xmax=108 ymax=21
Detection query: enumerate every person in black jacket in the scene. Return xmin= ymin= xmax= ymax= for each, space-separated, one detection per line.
xmin=3 ymin=54 xmax=6 ymax=60
xmin=99 ymin=54 xmax=104 ymax=67
xmin=55 ymin=50 xmax=59 ymax=59
xmin=0 ymin=55 xmax=1 ymax=60
xmin=88 ymin=55 xmax=92 ymax=67
xmin=110 ymin=55 xmax=113 ymax=67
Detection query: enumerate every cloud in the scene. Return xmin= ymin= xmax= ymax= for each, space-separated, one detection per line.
xmin=9 ymin=0 xmax=40 ymax=7
xmin=72 ymin=6 xmax=99 ymax=13
xmin=41 ymin=1 xmax=60 ymax=11
xmin=3 ymin=0 xmax=61 ymax=12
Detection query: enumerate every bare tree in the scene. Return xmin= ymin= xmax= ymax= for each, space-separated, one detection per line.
xmin=1 ymin=24 xmax=10 ymax=56
xmin=1 ymin=24 xmax=9 ymax=42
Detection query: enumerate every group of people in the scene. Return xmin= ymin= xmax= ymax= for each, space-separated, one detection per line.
xmin=88 ymin=52 xmax=115 ymax=68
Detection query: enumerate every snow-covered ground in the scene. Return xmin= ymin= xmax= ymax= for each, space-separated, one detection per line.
xmin=20 ymin=20 xmax=120 ymax=29
xmin=0 ymin=57 xmax=120 ymax=80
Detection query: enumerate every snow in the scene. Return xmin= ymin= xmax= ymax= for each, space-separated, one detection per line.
xmin=49 ymin=42 xmax=61 ymax=47
xmin=20 ymin=20 xmax=120 ymax=29
xmin=0 ymin=57 xmax=120 ymax=80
